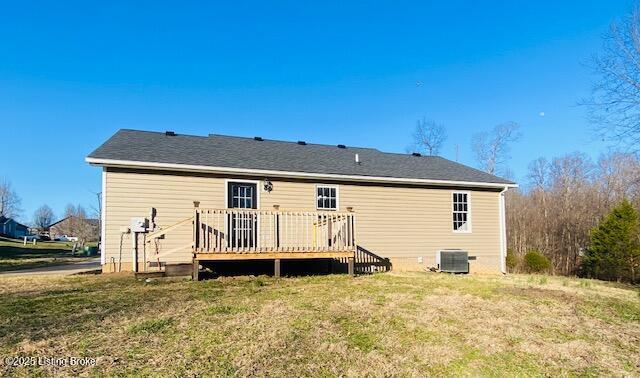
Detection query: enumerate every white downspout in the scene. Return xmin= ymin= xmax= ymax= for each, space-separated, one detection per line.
xmin=499 ymin=186 xmax=508 ymax=274
xmin=100 ymin=169 xmax=107 ymax=267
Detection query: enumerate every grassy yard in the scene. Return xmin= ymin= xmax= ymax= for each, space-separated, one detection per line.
xmin=0 ymin=237 xmax=92 ymax=272
xmin=0 ymin=272 xmax=638 ymax=377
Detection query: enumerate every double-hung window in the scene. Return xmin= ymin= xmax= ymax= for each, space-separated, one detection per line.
xmin=316 ymin=185 xmax=338 ymax=210
xmin=452 ymin=191 xmax=471 ymax=232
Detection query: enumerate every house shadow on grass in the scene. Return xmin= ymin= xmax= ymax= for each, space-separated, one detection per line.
xmin=0 ymin=245 xmax=74 ymax=259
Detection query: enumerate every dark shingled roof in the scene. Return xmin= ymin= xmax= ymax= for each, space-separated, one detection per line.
xmin=87 ymin=129 xmax=515 ymax=186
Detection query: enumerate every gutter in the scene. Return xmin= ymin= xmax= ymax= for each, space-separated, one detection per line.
xmin=85 ymin=157 xmax=519 ymax=190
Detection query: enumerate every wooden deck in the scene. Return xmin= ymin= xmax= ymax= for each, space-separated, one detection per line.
xmin=144 ymin=208 xmax=358 ymax=278
xmin=193 ymin=208 xmax=356 ymax=256
xmin=191 ymin=208 xmax=357 ymax=278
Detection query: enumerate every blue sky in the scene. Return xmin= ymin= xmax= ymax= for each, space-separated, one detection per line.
xmin=0 ymin=1 xmax=630 ymax=223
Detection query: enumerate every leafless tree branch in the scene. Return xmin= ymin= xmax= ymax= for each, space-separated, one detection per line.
xmin=583 ymin=7 xmax=640 ymax=152
xmin=410 ymin=118 xmax=447 ymax=156
xmin=0 ymin=177 xmax=21 ymax=219
xmin=472 ymin=122 xmax=521 ymax=175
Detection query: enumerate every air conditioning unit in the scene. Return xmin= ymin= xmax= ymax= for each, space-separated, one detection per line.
xmin=438 ymin=250 xmax=469 ymax=273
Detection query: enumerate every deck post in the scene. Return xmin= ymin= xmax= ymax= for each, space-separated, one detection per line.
xmin=192 ymin=259 xmax=200 ymax=281
xmin=348 ymin=257 xmax=355 ymax=277
xmin=274 ymin=259 xmax=281 ymax=278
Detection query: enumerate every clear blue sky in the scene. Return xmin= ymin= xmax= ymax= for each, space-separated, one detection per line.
xmin=0 ymin=1 xmax=630 ymax=223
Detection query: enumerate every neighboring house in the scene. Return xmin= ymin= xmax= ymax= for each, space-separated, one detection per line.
xmin=87 ymin=129 xmax=517 ymax=276
xmin=0 ymin=216 xmax=29 ymax=239
xmin=48 ymin=216 xmax=100 ymax=242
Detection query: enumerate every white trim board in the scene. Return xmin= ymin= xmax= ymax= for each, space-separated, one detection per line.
xmin=499 ymin=187 xmax=508 ymax=274
xmin=87 ymin=157 xmax=518 ymax=189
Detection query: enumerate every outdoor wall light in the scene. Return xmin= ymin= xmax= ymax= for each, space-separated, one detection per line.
xmin=263 ymin=179 xmax=273 ymax=192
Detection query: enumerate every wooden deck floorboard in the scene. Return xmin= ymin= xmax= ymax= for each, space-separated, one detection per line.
xmin=194 ymin=251 xmax=354 ymax=260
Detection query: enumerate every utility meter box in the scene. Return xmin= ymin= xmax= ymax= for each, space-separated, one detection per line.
xmin=130 ymin=217 xmax=148 ymax=233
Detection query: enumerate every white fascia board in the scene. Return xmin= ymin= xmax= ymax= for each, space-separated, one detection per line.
xmin=85 ymin=157 xmax=519 ymax=189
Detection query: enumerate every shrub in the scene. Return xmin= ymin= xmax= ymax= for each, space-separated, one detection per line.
xmin=524 ymin=250 xmax=551 ymax=273
xmin=506 ymin=248 xmax=518 ymax=272
xmin=581 ymin=199 xmax=640 ymax=283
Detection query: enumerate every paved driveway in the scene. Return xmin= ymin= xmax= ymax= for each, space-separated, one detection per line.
xmin=0 ymin=258 xmax=101 ymax=277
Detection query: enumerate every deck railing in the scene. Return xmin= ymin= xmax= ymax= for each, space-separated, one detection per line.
xmin=193 ymin=209 xmax=356 ymax=254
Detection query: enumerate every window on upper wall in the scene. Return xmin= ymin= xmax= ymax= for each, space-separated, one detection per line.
xmin=452 ymin=191 xmax=471 ymax=232
xmin=316 ymin=185 xmax=338 ymax=210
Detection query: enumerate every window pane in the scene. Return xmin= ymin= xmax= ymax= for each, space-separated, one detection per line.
xmin=452 ymin=192 xmax=470 ymax=231
xmin=317 ymin=186 xmax=338 ymax=209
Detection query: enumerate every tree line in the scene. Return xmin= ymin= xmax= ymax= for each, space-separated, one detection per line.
xmin=406 ymin=8 xmax=640 ymax=283
xmin=505 ymin=152 xmax=639 ymax=280
xmin=0 ymin=178 xmax=99 ymax=245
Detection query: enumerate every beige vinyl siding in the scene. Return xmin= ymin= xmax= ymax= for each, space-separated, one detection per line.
xmin=103 ymin=169 xmax=503 ymax=273
xmin=104 ymin=170 xmax=226 ymax=269
xmin=340 ymin=185 xmax=500 ymax=272
xmin=265 ymin=182 xmax=501 ymax=272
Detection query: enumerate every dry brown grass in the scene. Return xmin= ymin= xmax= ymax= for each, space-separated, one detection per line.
xmin=0 ymin=272 xmax=638 ymax=377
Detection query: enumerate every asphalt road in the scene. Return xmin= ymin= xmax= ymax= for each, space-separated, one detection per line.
xmin=0 ymin=258 xmax=101 ymax=277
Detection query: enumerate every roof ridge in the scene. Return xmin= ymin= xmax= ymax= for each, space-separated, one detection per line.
xmin=118 ymin=129 xmax=436 ymax=156
xmin=209 ymin=133 xmax=380 ymax=151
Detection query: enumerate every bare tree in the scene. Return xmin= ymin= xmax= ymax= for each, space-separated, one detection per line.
xmin=527 ymin=158 xmax=549 ymax=190
xmin=33 ymin=205 xmax=55 ymax=231
xmin=0 ymin=177 xmax=21 ymax=218
xmin=410 ymin=118 xmax=447 ymax=156
xmin=584 ymin=7 xmax=640 ymax=150
xmin=89 ymin=191 xmax=102 ymax=233
xmin=472 ymin=122 xmax=521 ymax=175
xmin=59 ymin=204 xmax=98 ymax=247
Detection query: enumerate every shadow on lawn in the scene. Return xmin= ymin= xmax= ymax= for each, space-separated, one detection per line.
xmin=0 ymin=276 xmax=168 ymax=345
xmin=0 ymin=245 xmax=75 ymax=259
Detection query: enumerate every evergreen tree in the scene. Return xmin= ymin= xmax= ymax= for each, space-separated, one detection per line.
xmin=581 ymin=199 xmax=640 ymax=283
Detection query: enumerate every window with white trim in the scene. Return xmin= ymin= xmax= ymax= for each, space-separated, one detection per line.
xmin=452 ymin=192 xmax=470 ymax=232
xmin=316 ymin=186 xmax=337 ymax=210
